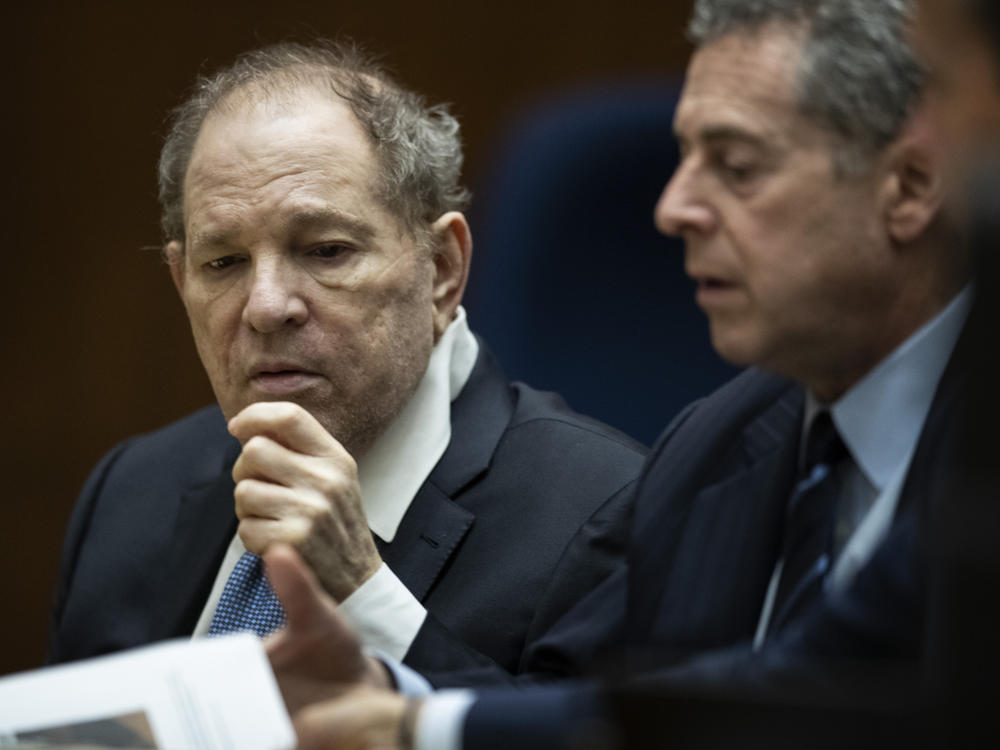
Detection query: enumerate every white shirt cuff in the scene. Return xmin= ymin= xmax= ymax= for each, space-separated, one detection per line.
xmin=415 ymin=690 xmax=477 ymax=750
xmin=338 ymin=562 xmax=428 ymax=661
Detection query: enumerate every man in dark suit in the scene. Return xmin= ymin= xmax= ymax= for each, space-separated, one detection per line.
xmin=47 ymin=41 xmax=647 ymax=679
xmin=271 ymin=1 xmax=975 ymax=747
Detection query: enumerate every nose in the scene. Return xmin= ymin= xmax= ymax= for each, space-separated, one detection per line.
xmin=242 ymin=257 xmax=308 ymax=333
xmin=654 ymin=160 xmax=715 ymax=238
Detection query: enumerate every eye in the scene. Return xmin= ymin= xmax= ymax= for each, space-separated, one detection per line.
xmin=205 ymin=255 xmax=243 ymax=271
xmin=722 ymin=161 xmax=757 ymax=182
xmin=710 ymin=149 xmax=764 ymax=192
xmin=308 ymin=243 xmax=353 ymax=261
xmin=714 ymin=150 xmax=757 ymax=180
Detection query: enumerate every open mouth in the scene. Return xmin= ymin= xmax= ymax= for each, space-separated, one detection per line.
xmin=694 ymin=277 xmax=740 ymax=307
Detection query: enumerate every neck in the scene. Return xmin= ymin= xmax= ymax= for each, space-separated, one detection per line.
xmin=805 ymin=278 xmax=965 ymax=403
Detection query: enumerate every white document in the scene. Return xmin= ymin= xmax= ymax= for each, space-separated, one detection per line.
xmin=0 ymin=634 xmax=295 ymax=750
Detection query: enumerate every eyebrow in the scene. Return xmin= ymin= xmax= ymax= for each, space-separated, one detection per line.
xmin=189 ymin=207 xmax=378 ymax=249
xmin=285 ymin=207 xmax=378 ymax=242
xmin=694 ymin=125 xmax=768 ymax=148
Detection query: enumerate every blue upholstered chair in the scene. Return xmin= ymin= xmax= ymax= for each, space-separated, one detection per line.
xmin=464 ymin=81 xmax=739 ymax=446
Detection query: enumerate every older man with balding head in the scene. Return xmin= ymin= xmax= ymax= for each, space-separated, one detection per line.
xmin=48 ymin=41 xmax=647 ymax=682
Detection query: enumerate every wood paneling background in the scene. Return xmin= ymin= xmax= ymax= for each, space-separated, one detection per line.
xmin=1 ymin=0 xmax=692 ymax=675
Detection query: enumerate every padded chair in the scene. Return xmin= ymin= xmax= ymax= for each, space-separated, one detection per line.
xmin=465 ymin=80 xmax=739 ymax=446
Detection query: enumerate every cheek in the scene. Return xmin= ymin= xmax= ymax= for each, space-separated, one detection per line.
xmin=730 ymin=208 xmax=843 ymax=317
xmin=184 ymin=288 xmax=243 ymax=367
xmin=375 ymin=256 xmax=436 ymax=316
xmin=315 ymin=260 xmax=436 ymax=359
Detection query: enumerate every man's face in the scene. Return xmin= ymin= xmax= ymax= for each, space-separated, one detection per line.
xmin=170 ymin=88 xmax=438 ymax=458
xmin=656 ymin=28 xmax=897 ymax=399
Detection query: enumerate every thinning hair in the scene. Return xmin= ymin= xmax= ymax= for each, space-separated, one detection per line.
xmin=158 ymin=39 xmax=470 ymax=248
xmin=688 ymin=0 xmax=925 ymax=173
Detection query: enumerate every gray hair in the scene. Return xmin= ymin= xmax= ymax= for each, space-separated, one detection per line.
xmin=157 ymin=39 xmax=470 ymax=247
xmin=688 ymin=0 xmax=925 ymax=173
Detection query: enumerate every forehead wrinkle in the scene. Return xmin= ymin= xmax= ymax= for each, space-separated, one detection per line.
xmin=677 ymin=33 xmax=823 ymax=155
xmin=675 ymin=93 xmax=790 ymax=152
xmin=182 ymin=89 xmax=401 ymax=250
xmin=200 ymin=88 xmax=378 ymax=176
xmin=189 ymin=203 xmax=378 ymax=249
xmin=186 ymin=157 xmax=378 ymax=235
xmin=186 ymin=95 xmax=380 ymax=197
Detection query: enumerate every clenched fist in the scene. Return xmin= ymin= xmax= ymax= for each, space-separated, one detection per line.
xmin=229 ymin=401 xmax=382 ymax=602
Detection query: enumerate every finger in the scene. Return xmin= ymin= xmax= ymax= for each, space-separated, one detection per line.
xmin=263 ymin=543 xmax=335 ymax=633
xmin=232 ymin=434 xmax=303 ymax=486
xmin=293 ymin=690 xmax=407 ymax=750
xmin=234 ymin=440 xmax=361 ymax=517
xmin=238 ymin=514 xmax=312 ymax=554
xmin=234 ymin=478 xmax=329 ymax=522
xmin=293 ymin=700 xmax=354 ymax=750
xmin=229 ymin=401 xmax=340 ymax=456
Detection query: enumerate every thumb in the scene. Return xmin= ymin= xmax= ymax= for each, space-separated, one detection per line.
xmin=263 ymin=542 xmax=328 ymax=632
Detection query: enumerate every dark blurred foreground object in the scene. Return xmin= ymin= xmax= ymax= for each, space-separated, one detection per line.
xmin=970 ymin=0 xmax=1000 ymax=61
xmin=923 ymin=162 xmax=1000 ymax=749
xmin=608 ymin=676 xmax=932 ymax=750
xmin=465 ymin=81 xmax=738 ymax=446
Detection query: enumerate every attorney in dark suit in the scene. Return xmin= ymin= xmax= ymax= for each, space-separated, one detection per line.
xmin=47 ymin=41 xmax=647 ymax=679
xmin=276 ymin=1 xmax=975 ymax=747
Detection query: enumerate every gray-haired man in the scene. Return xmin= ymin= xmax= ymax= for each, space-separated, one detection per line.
xmin=49 ymin=41 xmax=647 ymax=682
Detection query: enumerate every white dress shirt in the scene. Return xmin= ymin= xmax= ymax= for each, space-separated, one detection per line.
xmin=753 ymin=287 xmax=971 ymax=646
xmin=415 ymin=287 xmax=972 ymax=750
xmin=192 ymin=307 xmax=480 ymax=662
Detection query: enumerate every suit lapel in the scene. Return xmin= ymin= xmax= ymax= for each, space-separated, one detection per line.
xmin=628 ymin=372 xmax=803 ymax=647
xmin=378 ymin=342 xmax=515 ymax=601
xmin=646 ymin=429 xmax=798 ymax=648
xmin=152 ymin=439 xmax=240 ymax=641
xmin=427 ymin=341 xmax=514 ymax=491
xmin=377 ymin=482 xmax=475 ymax=600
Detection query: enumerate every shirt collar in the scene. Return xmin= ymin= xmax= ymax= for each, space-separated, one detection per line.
xmin=805 ymin=287 xmax=971 ymax=491
xmin=357 ymin=306 xmax=479 ymax=542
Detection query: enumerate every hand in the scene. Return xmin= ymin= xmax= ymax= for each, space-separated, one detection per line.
xmin=229 ymin=401 xmax=382 ymax=602
xmin=294 ymin=688 xmax=413 ymax=750
xmin=264 ymin=544 xmax=391 ymax=716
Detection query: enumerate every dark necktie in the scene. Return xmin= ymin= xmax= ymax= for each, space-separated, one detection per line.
xmin=208 ymin=551 xmax=287 ymax=637
xmin=769 ymin=411 xmax=847 ymax=634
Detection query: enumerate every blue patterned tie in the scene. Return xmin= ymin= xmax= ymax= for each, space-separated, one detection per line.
xmin=208 ymin=551 xmax=287 ymax=637
xmin=769 ymin=411 xmax=847 ymax=634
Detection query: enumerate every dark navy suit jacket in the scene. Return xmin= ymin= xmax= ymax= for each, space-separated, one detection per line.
xmin=459 ymin=348 xmax=964 ymax=748
xmin=48 ymin=345 xmax=647 ymax=678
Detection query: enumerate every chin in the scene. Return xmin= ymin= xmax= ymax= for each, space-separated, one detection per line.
xmin=709 ymin=328 xmax=763 ymax=368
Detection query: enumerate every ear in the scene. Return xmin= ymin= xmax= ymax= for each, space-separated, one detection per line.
xmin=880 ymin=102 xmax=946 ymax=245
xmin=166 ymin=240 xmax=187 ymax=297
xmin=428 ymin=212 xmax=472 ymax=340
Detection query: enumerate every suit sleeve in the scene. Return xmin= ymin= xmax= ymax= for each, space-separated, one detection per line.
xmin=402 ymin=480 xmax=636 ymax=687
xmin=402 ymin=399 xmax=705 ymax=686
xmin=47 ymin=439 xmax=136 ymax=664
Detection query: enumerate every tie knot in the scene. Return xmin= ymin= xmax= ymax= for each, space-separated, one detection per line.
xmin=803 ymin=411 xmax=846 ymax=472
